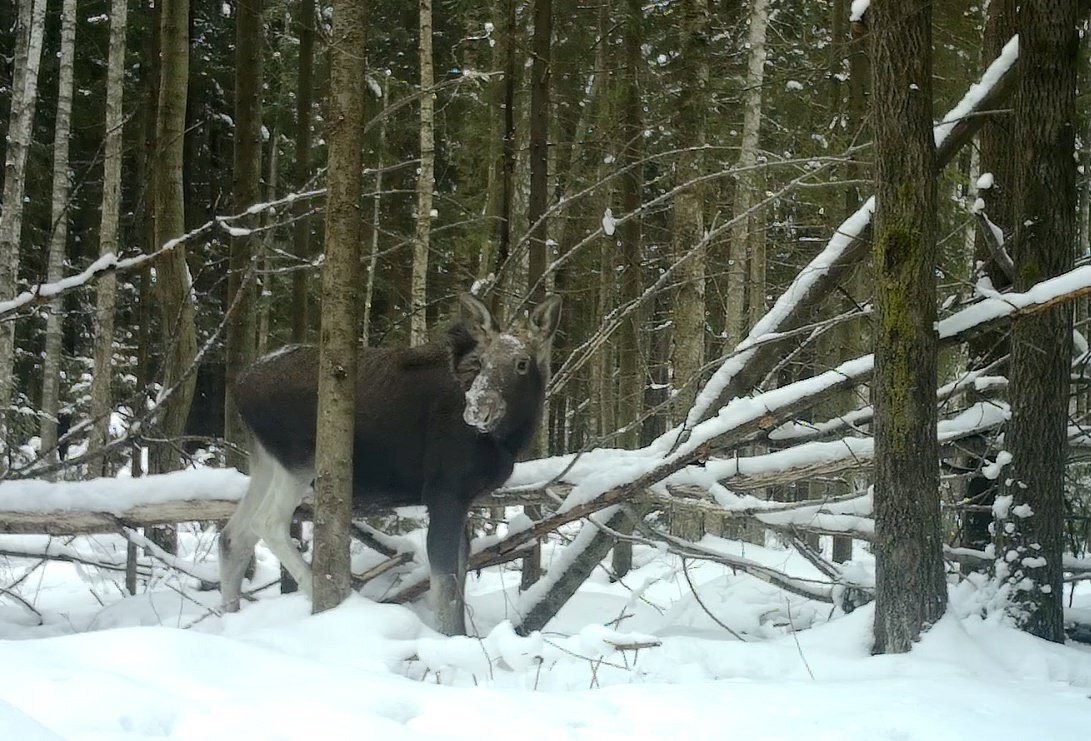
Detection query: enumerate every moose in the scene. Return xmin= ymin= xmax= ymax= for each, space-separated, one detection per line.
xmin=219 ymin=292 xmax=561 ymax=635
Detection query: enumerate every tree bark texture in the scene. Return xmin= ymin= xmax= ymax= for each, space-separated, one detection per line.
xmin=87 ymin=0 xmax=129 ymax=477
xmin=38 ymin=0 xmax=78 ymax=471
xmin=740 ymin=0 xmax=770 ymax=332
xmin=149 ymin=0 xmax=199 ymax=478
xmin=722 ymin=0 xmax=769 ymax=350
xmin=869 ymin=0 xmax=947 ymax=655
xmin=607 ymin=0 xmax=647 ymax=578
xmin=225 ymin=0 xmax=264 ymax=473
xmin=0 ymin=0 xmax=47 ymax=456
xmin=311 ymin=0 xmax=366 ymax=613
xmin=526 ymin=0 xmax=552 ymax=305
xmin=411 ymin=0 xmax=435 ymax=346
xmin=520 ymin=0 xmax=553 ymax=591
xmin=669 ymin=0 xmax=710 ymax=419
xmin=999 ymin=0 xmax=1078 ymax=644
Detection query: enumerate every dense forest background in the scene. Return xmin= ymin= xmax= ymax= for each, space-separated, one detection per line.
xmin=0 ymin=0 xmax=1002 ymax=458
xmin=1 ymin=0 xmax=1089 ymax=648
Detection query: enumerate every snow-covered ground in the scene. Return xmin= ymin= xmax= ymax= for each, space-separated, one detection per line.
xmin=1 ymin=526 xmax=1090 ymax=740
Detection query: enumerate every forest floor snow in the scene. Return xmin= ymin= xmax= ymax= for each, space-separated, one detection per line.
xmin=1 ymin=528 xmax=1090 ymax=739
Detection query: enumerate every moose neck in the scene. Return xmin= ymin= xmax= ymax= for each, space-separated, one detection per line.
xmin=487 ymin=412 xmax=540 ymax=458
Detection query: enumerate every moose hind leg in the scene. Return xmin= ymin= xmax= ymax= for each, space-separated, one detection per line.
xmin=254 ymin=464 xmax=314 ymax=598
xmin=220 ymin=446 xmax=275 ymax=612
xmin=427 ymin=500 xmax=470 ymax=636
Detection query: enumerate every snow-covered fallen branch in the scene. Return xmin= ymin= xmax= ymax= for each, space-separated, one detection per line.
xmin=0 ymin=189 xmax=324 ymax=321
xmin=0 ymin=469 xmax=246 ymax=534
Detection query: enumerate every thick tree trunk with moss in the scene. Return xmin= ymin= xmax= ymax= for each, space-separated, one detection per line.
xmin=996 ymin=0 xmax=1077 ymax=644
xmin=38 ymin=0 xmax=77 ymax=472
xmin=869 ymin=0 xmax=947 ymax=655
xmin=311 ymin=0 xmax=366 ymax=613
xmin=225 ymin=0 xmax=263 ymax=473
xmin=87 ymin=0 xmax=129 ymax=477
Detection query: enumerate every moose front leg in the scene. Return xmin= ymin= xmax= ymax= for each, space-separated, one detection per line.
xmin=426 ymin=498 xmax=471 ymax=636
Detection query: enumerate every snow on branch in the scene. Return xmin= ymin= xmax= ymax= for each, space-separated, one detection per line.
xmin=679 ymin=35 xmax=1021 ymax=436
xmin=0 ymin=189 xmax=324 ymax=321
xmin=0 ymin=469 xmax=246 ymax=534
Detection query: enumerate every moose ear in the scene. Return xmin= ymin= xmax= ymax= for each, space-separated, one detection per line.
xmin=529 ymin=294 xmax=562 ymax=344
xmin=459 ymin=293 xmax=497 ymax=340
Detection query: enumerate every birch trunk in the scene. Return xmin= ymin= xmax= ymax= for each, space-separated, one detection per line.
xmin=726 ymin=0 xmax=769 ymax=347
xmin=362 ymin=77 xmax=387 ymax=347
xmin=0 ymin=0 xmax=47 ymax=457
xmin=411 ymin=0 xmax=435 ymax=346
xmin=38 ymin=0 xmax=78 ymax=473
xmin=87 ymin=0 xmax=129 ymax=477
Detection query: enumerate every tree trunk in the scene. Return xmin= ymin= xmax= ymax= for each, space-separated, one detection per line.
xmin=38 ymin=0 xmax=78 ymax=473
xmin=527 ymin=0 xmax=552 ymax=306
xmin=722 ymin=0 xmax=769 ymax=350
xmin=961 ymin=0 xmax=1017 ymax=556
xmin=869 ymin=0 xmax=947 ymax=654
xmin=669 ymin=0 xmax=710 ymax=419
xmin=291 ymin=0 xmax=315 ymax=345
xmin=147 ymin=0 xmax=198 ymax=555
xmin=311 ymin=0 xmax=366 ymax=613
xmin=610 ymin=0 xmax=647 ymax=579
xmin=492 ymin=0 xmax=518 ymax=287
xmin=87 ymin=0 xmax=129 ymax=478
xmin=0 ymin=0 xmax=47 ymax=460
xmin=740 ymin=0 xmax=770 ymax=333
xmin=520 ymin=0 xmax=553 ymax=592
xmin=362 ymin=76 xmax=387 ymax=347
xmin=225 ymin=0 xmax=264 ymax=473
xmin=411 ymin=0 xmax=435 ymax=346
xmin=998 ymin=0 xmax=1077 ymax=644
xmin=822 ymin=0 xmax=867 ymax=565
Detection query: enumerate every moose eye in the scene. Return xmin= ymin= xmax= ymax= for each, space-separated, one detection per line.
xmin=515 ymin=357 xmax=530 ymax=375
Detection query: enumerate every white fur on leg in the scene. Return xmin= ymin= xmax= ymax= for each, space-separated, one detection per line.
xmin=253 ymin=461 xmax=314 ymax=597
xmin=220 ymin=445 xmax=275 ymax=611
xmin=219 ymin=442 xmax=315 ymax=609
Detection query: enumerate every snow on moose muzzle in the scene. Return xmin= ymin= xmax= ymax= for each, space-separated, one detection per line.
xmin=464 ymin=375 xmax=506 ymax=433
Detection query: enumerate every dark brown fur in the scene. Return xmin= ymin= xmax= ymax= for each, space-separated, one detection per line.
xmin=219 ymin=294 xmax=561 ymax=635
